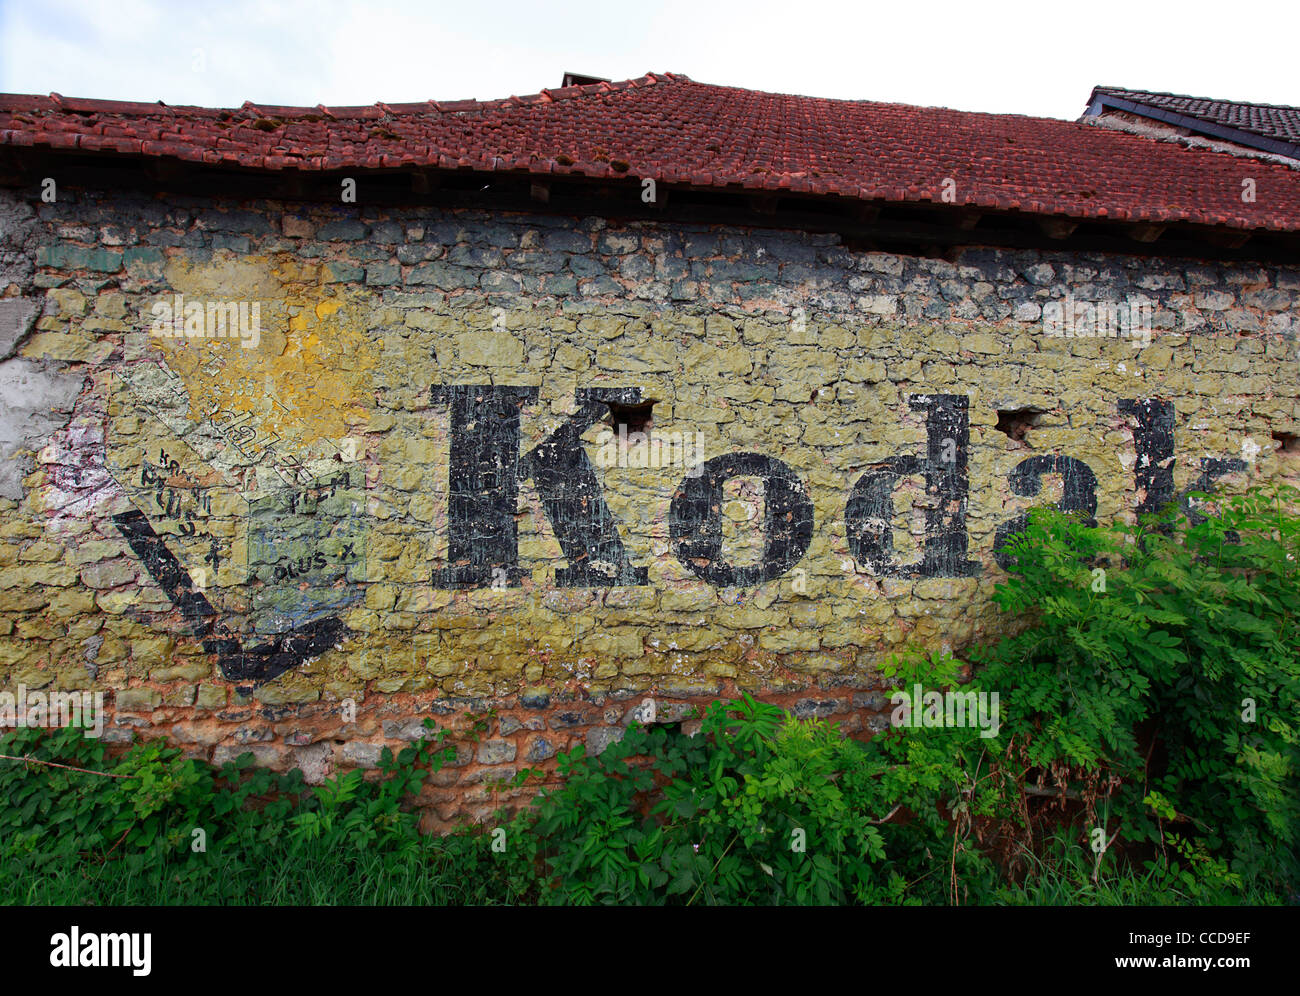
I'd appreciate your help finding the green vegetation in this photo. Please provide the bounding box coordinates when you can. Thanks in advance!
[1,486,1296,905]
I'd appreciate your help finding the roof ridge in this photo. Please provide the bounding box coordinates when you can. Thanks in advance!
[0,72,689,121]
[1,75,1091,126]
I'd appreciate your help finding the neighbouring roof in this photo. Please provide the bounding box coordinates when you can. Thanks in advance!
[1085,85,1300,161]
[3,73,1300,233]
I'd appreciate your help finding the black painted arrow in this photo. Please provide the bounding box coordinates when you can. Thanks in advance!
[113,508,346,685]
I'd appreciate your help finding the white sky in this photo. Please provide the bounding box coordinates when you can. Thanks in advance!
[1,0,1296,120]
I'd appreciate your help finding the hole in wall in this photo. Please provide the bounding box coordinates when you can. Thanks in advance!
[1273,431,1299,459]
[605,400,656,436]
[995,408,1044,443]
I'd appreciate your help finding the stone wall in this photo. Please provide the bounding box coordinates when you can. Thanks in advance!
[1,185,1298,824]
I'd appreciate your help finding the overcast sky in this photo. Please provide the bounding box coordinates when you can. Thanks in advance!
[1,0,1296,120]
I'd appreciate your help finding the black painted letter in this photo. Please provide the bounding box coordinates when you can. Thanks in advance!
[669,452,813,587]
[429,384,647,588]
[429,384,537,588]
[1119,398,1176,521]
[845,394,979,577]
[993,455,1099,570]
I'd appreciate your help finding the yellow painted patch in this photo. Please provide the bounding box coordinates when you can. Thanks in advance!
[155,254,380,452]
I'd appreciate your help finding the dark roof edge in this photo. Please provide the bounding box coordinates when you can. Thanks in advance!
[1091,85,1300,115]
[1085,91,1300,160]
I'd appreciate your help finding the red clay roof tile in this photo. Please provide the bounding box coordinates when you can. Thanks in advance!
[1,73,1298,231]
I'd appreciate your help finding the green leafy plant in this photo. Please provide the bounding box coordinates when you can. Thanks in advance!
[519,691,995,905]
[979,484,1300,897]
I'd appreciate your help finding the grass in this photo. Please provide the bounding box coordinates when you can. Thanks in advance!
[2,834,534,906]
[989,834,1290,906]
[6,833,1286,906]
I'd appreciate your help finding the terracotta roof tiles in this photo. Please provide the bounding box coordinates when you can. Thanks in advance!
[2,72,1298,231]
